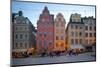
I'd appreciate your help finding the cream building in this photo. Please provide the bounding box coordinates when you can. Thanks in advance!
[54,13,66,51]
[66,13,85,50]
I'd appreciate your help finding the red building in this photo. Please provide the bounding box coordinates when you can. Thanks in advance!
[36,6,54,54]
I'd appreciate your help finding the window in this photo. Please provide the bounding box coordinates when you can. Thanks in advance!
[90,26,92,31]
[90,33,92,37]
[44,33,46,37]
[15,34,18,39]
[61,43,64,47]
[71,31,74,36]
[49,42,52,45]
[20,34,23,39]
[85,39,88,44]
[25,42,27,48]
[25,34,27,39]
[90,39,92,43]
[75,39,78,44]
[85,33,88,37]
[80,26,82,29]
[85,26,88,30]
[25,27,27,30]
[20,42,22,48]
[61,36,64,40]
[75,32,78,37]
[56,43,58,47]
[79,39,82,44]
[75,25,78,29]
[71,39,74,44]
[79,32,82,36]
[56,36,59,40]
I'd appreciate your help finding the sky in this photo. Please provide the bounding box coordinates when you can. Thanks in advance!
[12,1,96,28]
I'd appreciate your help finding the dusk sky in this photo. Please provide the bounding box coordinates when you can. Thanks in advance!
[12,1,96,28]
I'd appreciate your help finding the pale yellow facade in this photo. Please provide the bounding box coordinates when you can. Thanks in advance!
[54,13,66,51]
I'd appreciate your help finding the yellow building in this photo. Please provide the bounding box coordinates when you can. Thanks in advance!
[54,13,66,51]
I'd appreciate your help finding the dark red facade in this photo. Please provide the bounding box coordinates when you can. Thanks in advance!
[36,6,54,53]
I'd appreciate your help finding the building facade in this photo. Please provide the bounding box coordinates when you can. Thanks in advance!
[82,16,96,51]
[54,13,66,51]
[36,6,54,54]
[12,11,36,54]
[66,13,85,50]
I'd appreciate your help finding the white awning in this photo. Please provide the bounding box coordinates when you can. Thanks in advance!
[70,45,84,49]
[12,49,27,52]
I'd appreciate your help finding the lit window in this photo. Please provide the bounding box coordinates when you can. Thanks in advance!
[61,43,64,47]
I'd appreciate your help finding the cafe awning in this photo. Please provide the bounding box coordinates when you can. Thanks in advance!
[70,45,85,49]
